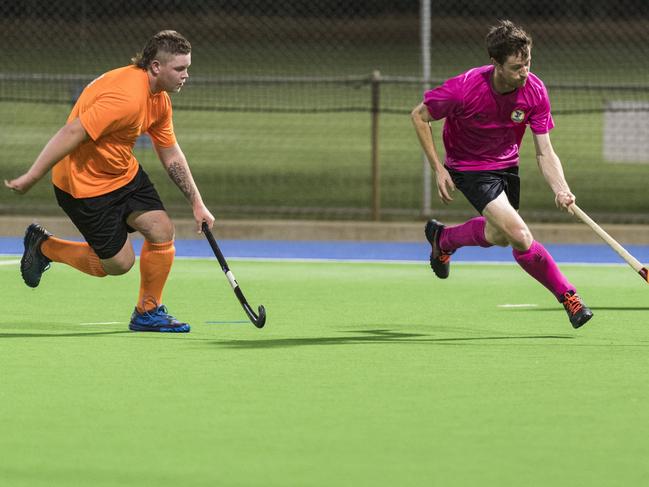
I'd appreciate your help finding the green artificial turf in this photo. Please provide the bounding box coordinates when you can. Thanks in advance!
[1,256,649,486]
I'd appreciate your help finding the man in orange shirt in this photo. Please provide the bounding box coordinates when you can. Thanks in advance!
[5,30,214,333]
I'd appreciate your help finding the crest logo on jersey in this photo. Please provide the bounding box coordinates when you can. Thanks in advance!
[511,109,525,123]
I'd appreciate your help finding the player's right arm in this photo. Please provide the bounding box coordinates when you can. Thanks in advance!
[410,102,455,204]
[4,117,88,194]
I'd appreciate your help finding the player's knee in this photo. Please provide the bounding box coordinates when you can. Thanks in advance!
[151,219,175,243]
[161,222,175,242]
[485,225,509,247]
[102,256,135,275]
[110,264,133,275]
[508,227,533,250]
[491,232,509,247]
[105,265,132,276]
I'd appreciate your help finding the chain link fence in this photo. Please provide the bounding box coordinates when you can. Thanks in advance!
[2,0,649,222]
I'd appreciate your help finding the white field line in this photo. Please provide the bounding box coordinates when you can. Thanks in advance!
[79,322,123,326]
[497,303,539,308]
[0,259,20,266]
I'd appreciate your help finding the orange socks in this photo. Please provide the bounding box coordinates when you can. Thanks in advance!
[40,237,175,313]
[41,237,107,277]
[137,240,175,313]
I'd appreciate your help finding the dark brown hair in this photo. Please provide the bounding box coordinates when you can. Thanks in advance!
[132,30,191,69]
[486,20,532,65]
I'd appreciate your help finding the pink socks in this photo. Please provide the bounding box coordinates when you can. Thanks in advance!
[512,241,574,301]
[439,217,492,252]
[438,217,574,301]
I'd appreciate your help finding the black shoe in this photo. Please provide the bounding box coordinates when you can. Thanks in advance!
[21,223,52,288]
[424,219,453,279]
[561,290,593,329]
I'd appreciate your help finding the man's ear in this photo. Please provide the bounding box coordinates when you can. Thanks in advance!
[150,60,161,75]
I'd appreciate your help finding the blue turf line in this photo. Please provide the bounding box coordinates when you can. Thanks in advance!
[1,236,649,264]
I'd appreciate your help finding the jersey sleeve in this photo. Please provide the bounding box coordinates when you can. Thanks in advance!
[78,89,140,141]
[423,75,463,120]
[528,82,555,134]
[147,94,177,148]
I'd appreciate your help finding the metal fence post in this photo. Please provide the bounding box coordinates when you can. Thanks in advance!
[420,0,432,218]
[371,69,381,221]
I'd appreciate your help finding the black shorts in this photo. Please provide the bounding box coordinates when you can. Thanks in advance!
[446,165,520,214]
[54,166,165,259]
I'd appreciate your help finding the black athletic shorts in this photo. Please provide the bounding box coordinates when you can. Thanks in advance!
[446,165,520,214]
[54,166,165,259]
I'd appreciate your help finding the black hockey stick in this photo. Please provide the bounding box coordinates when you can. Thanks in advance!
[202,222,266,328]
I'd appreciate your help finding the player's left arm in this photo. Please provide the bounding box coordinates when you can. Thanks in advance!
[532,132,575,211]
[155,143,215,232]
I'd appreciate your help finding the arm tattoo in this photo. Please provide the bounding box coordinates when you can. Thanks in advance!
[167,160,197,203]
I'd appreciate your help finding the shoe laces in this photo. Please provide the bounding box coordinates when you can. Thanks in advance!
[155,305,169,316]
[141,305,166,317]
[563,292,583,315]
[139,295,160,315]
[144,304,178,322]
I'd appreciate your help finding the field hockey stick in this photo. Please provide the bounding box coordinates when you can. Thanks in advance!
[569,204,649,283]
[202,222,267,328]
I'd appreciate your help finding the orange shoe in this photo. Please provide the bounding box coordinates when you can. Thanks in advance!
[561,291,593,329]
[424,219,453,279]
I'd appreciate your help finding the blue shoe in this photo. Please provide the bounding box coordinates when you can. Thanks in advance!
[21,223,52,288]
[129,305,191,333]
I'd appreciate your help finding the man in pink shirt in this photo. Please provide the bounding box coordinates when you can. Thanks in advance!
[411,20,593,329]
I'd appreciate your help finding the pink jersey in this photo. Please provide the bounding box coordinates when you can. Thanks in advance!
[424,64,554,171]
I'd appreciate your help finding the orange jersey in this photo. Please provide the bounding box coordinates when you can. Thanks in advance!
[52,66,177,198]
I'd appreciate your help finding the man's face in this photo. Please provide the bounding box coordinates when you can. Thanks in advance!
[153,53,191,93]
[495,48,531,90]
